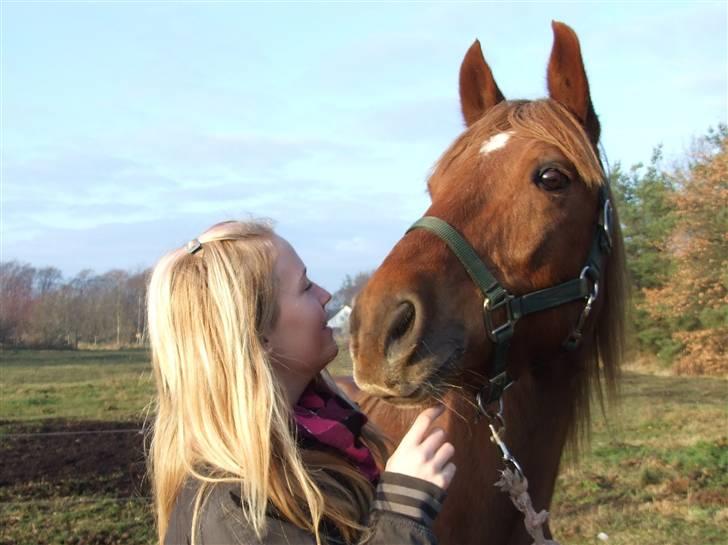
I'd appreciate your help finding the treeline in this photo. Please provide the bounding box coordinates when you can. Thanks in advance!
[329,271,372,311]
[611,125,726,375]
[0,264,149,348]
[1,127,725,373]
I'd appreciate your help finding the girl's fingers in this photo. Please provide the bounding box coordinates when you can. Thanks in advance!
[401,405,445,446]
[384,404,456,491]
[439,462,457,488]
[419,427,446,458]
[432,441,455,470]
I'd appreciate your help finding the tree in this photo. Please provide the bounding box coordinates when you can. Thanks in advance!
[27,267,66,347]
[643,125,727,374]
[0,261,36,344]
[611,147,678,358]
[330,271,372,312]
[127,269,151,345]
[34,267,63,296]
[1,260,152,348]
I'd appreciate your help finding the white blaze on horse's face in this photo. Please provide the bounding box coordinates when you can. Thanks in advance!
[479,131,513,156]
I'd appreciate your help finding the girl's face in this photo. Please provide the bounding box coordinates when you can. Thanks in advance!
[265,236,338,396]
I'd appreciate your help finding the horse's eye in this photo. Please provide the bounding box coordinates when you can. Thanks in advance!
[536,167,571,191]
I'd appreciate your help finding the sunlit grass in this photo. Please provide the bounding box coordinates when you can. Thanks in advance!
[550,371,728,544]
[0,349,154,424]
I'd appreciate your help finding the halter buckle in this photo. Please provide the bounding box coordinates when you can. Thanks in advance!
[483,294,516,342]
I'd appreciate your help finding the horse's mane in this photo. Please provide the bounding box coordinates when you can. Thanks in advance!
[581,191,626,448]
[431,99,628,450]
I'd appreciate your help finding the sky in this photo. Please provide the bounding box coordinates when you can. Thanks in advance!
[2,0,726,292]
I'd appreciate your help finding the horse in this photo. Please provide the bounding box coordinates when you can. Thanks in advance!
[337,22,627,545]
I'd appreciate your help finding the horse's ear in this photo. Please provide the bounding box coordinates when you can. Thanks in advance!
[547,21,600,145]
[459,40,505,127]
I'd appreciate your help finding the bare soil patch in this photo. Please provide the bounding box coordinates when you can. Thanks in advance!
[0,419,148,502]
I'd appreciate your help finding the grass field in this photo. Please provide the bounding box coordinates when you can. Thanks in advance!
[1,348,726,544]
[0,349,154,424]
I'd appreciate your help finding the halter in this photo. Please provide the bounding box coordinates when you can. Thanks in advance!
[406,185,613,408]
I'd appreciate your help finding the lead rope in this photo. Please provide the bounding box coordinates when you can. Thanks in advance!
[478,396,562,545]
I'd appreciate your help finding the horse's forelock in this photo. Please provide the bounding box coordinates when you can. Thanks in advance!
[432,100,605,190]
[507,100,605,188]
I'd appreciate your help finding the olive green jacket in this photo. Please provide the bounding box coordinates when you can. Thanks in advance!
[164,472,446,545]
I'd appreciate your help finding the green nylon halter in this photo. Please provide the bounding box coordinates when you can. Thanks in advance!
[407,185,613,406]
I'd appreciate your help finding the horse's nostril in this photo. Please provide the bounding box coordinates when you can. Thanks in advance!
[385,301,416,355]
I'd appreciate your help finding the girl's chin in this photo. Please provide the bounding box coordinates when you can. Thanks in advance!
[323,337,339,362]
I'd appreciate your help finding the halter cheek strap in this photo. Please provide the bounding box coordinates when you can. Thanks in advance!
[406,185,613,407]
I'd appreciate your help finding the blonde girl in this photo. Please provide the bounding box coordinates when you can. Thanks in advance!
[147,220,456,545]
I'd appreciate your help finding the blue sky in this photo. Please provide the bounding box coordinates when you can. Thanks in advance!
[2,1,726,291]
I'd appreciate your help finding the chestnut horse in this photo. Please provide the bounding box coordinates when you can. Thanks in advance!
[339,22,627,545]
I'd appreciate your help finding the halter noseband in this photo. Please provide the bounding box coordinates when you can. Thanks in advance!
[406,185,613,407]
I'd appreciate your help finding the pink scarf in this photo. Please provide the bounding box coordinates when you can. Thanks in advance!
[293,380,380,484]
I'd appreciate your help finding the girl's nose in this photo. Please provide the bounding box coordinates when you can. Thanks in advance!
[319,285,332,306]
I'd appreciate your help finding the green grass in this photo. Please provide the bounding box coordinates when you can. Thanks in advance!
[0,345,353,425]
[1,348,726,545]
[0,498,156,545]
[1,348,149,368]
[0,348,154,424]
[550,372,728,544]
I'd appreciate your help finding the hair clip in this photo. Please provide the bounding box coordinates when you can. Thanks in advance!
[185,238,203,255]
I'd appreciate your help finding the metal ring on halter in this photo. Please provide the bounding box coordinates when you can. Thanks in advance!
[476,392,506,431]
[579,265,599,297]
[565,267,600,348]
[578,266,599,318]
[580,267,599,307]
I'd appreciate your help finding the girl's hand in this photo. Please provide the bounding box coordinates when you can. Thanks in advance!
[384,405,456,490]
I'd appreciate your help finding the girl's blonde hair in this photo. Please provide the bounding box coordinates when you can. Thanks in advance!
[147,220,387,545]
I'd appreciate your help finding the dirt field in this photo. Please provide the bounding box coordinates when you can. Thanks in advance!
[0,419,147,502]
[0,419,152,545]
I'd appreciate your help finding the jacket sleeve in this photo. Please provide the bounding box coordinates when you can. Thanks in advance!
[359,471,446,545]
